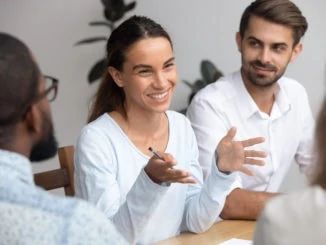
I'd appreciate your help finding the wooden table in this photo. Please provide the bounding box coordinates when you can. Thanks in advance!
[154,220,256,245]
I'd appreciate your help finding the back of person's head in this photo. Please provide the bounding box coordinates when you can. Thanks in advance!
[88,15,172,122]
[239,0,308,46]
[313,98,326,188]
[0,33,40,143]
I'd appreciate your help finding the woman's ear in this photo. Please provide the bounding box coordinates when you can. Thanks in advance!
[108,66,124,87]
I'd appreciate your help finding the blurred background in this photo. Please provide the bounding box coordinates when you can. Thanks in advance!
[1,0,325,194]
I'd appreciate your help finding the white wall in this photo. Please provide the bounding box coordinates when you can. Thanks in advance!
[1,0,325,194]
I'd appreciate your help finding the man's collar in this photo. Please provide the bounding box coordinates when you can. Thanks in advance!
[233,70,291,120]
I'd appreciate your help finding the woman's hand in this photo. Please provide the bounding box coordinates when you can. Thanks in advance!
[216,127,267,176]
[144,152,197,185]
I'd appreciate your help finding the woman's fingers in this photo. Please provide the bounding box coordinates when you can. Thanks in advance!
[244,149,266,167]
[163,169,196,183]
[145,155,196,184]
[244,150,267,158]
[241,137,265,148]
[245,158,265,166]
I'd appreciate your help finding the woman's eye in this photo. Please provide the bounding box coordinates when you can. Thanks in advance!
[138,70,152,76]
[164,63,174,70]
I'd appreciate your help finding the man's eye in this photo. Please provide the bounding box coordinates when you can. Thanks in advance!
[273,45,286,52]
[249,41,260,47]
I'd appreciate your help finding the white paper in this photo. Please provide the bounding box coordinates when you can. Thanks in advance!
[218,238,252,245]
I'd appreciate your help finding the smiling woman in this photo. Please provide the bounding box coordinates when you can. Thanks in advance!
[73,15,267,245]
[108,37,177,115]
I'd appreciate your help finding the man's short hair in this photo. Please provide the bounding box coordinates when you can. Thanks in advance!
[0,33,40,127]
[239,0,308,46]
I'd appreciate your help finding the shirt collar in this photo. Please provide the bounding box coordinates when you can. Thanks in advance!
[233,70,291,120]
[0,149,34,186]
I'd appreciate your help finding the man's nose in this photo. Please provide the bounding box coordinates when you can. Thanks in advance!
[257,48,272,64]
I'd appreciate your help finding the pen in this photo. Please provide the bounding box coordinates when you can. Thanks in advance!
[148,147,171,187]
[148,147,164,160]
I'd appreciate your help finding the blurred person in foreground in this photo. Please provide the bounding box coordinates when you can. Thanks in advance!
[0,32,126,245]
[254,97,326,245]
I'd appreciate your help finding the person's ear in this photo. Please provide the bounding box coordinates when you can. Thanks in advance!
[24,104,42,135]
[108,66,124,87]
[235,32,242,53]
[290,43,303,62]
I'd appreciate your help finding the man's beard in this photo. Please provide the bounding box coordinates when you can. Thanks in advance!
[30,110,58,162]
[244,60,284,87]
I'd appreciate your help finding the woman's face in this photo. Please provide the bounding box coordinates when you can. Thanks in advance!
[110,37,178,115]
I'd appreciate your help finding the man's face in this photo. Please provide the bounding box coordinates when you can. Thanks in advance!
[236,15,302,88]
[30,76,57,162]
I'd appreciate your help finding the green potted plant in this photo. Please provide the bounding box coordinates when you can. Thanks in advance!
[179,60,223,114]
[75,0,137,83]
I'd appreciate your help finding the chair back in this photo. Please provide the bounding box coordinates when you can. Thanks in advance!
[34,145,75,196]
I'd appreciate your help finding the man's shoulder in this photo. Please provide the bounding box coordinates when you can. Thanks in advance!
[192,72,238,105]
[63,198,127,244]
[2,185,89,220]
[0,189,126,244]
[278,76,307,94]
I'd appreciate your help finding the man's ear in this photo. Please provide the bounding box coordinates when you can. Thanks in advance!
[235,32,242,53]
[108,66,124,87]
[290,43,303,62]
[24,104,42,134]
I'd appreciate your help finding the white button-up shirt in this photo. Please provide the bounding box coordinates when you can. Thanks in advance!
[187,70,315,192]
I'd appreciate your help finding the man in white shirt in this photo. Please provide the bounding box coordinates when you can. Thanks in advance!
[0,32,127,244]
[187,0,314,220]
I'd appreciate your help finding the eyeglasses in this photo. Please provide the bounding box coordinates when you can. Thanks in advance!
[21,75,59,118]
[34,75,59,103]
[0,75,59,125]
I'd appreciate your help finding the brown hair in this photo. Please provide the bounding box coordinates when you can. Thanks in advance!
[88,15,172,122]
[312,98,326,188]
[239,0,308,46]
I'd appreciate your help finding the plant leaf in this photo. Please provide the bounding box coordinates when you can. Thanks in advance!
[88,58,107,83]
[75,37,107,46]
[193,79,206,92]
[182,80,194,88]
[183,79,206,92]
[124,2,136,12]
[178,108,187,115]
[201,60,222,84]
[89,21,113,30]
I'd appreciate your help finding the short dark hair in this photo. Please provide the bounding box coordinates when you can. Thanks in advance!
[239,0,308,46]
[88,15,173,122]
[0,33,40,138]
